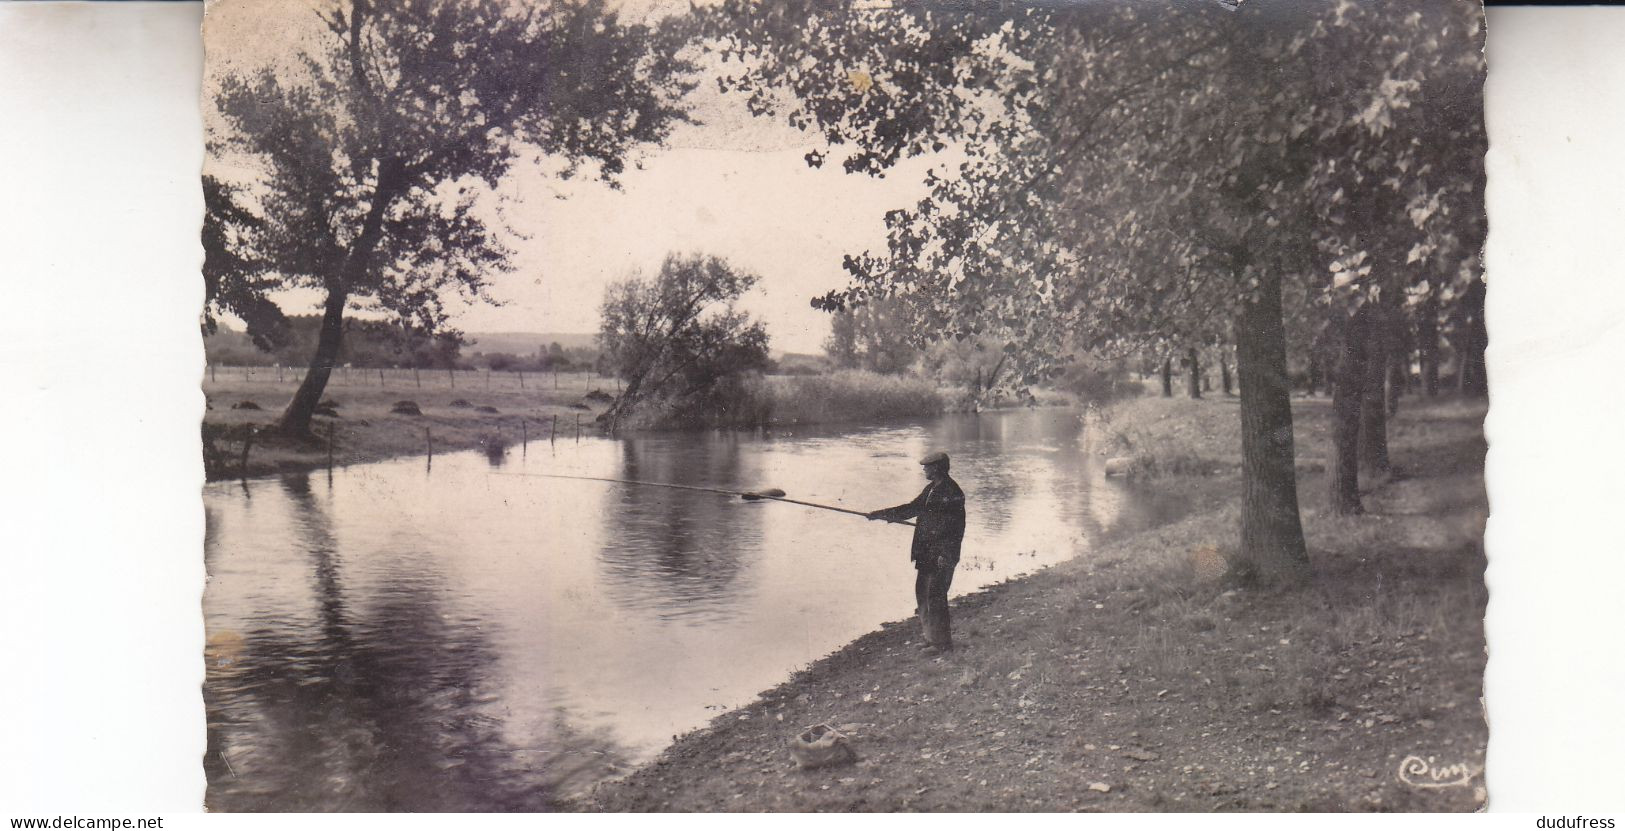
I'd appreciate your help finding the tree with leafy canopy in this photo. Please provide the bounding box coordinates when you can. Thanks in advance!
[598,254,771,430]
[1309,1,1487,513]
[698,0,1483,584]
[203,177,289,352]
[824,296,921,375]
[204,0,695,435]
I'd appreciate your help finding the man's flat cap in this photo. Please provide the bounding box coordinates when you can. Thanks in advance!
[919,451,949,466]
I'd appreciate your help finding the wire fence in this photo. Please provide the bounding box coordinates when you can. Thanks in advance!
[202,364,620,394]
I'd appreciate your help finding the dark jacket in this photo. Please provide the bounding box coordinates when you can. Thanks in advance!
[874,476,966,567]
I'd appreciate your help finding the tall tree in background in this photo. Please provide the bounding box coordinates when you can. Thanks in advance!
[701,0,1483,584]
[205,0,694,435]
[824,297,920,374]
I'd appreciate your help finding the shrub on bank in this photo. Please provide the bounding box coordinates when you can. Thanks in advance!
[1089,397,1236,480]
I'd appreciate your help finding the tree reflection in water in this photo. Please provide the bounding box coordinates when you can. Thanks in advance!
[204,473,627,811]
[590,435,763,623]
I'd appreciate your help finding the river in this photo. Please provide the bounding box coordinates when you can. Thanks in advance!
[202,406,1177,811]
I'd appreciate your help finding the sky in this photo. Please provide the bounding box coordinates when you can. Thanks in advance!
[472,126,940,355]
[203,0,946,355]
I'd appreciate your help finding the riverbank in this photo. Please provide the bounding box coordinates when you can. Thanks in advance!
[576,393,1488,811]
[200,369,1070,480]
[201,369,617,480]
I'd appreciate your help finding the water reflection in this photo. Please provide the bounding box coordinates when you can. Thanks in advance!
[203,408,1179,811]
[593,436,760,622]
[204,474,626,811]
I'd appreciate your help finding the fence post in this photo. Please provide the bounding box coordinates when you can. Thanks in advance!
[379,368,385,387]
[575,413,581,442]
[521,419,528,454]
[449,367,455,388]
[551,414,558,446]
[413,366,421,388]
[554,369,558,390]
[326,424,335,470]
[210,364,216,383]
[426,426,433,460]
[518,370,525,390]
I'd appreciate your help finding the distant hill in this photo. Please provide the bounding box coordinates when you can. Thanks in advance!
[461,333,823,362]
[463,332,598,355]
[209,324,826,366]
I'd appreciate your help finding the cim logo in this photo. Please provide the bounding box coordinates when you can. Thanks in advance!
[1397,755,1479,789]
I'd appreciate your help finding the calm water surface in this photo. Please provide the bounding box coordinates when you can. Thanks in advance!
[203,407,1177,811]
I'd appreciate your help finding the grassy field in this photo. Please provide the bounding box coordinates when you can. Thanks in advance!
[576,393,1488,812]
[202,367,617,479]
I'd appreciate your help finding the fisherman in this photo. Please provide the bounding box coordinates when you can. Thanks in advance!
[867,451,966,654]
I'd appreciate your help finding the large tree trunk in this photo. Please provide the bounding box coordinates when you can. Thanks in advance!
[1386,347,1405,417]
[1460,277,1488,397]
[1220,350,1233,396]
[603,368,649,432]
[1329,304,1370,515]
[1420,286,1440,397]
[1160,356,1173,397]
[1186,347,1202,399]
[1231,268,1309,585]
[1359,306,1391,477]
[278,286,349,435]
[276,164,401,435]
[1462,336,1475,395]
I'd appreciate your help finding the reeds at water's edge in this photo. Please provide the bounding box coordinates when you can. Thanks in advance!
[761,371,944,426]
[633,369,945,430]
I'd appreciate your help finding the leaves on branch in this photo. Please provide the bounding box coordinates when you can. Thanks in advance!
[699,0,1484,380]
[204,0,696,342]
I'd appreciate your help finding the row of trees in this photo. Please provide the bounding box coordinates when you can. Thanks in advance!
[698,0,1486,584]
[830,281,1486,409]
[203,316,464,369]
[1144,270,1488,405]
[204,315,604,372]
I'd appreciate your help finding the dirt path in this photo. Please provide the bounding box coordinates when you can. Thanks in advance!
[575,396,1488,812]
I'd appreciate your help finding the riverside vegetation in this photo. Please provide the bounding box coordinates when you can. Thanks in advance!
[201,367,959,480]
[576,392,1488,812]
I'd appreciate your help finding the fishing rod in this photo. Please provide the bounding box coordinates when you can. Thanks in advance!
[492,472,915,526]
[744,490,910,525]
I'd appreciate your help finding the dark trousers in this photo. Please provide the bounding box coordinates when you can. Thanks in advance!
[914,562,956,647]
